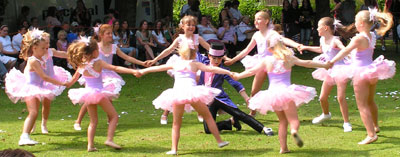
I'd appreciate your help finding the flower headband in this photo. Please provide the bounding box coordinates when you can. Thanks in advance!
[93,25,100,35]
[333,19,342,31]
[368,7,378,22]
[78,36,91,46]
[31,28,44,40]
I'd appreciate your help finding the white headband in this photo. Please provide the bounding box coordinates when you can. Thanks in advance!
[369,7,378,22]
[78,36,91,46]
[31,28,44,40]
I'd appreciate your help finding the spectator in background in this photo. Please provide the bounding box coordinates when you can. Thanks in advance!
[46,6,61,41]
[331,0,342,19]
[282,0,291,37]
[12,25,27,52]
[0,62,6,83]
[299,0,314,46]
[57,30,68,51]
[119,20,138,68]
[56,6,65,23]
[184,0,202,22]
[0,25,17,71]
[163,19,174,43]
[197,15,220,43]
[136,20,156,60]
[236,15,256,53]
[338,0,356,26]
[180,0,194,18]
[112,20,121,45]
[287,0,301,42]
[219,1,233,26]
[17,6,30,27]
[230,0,242,21]
[67,22,79,43]
[106,9,117,25]
[218,19,237,58]
[28,17,39,30]
[152,20,170,53]
[21,20,30,29]
[70,0,91,27]
[360,0,386,51]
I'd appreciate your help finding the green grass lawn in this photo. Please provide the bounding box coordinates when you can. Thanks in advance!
[1,42,400,156]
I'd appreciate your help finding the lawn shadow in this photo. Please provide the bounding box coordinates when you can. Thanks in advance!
[378,135,400,145]
[298,147,380,156]
[183,148,271,156]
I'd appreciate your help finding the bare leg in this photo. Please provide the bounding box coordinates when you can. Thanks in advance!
[275,110,289,154]
[353,77,376,138]
[249,71,267,116]
[41,98,51,133]
[284,103,300,134]
[191,102,224,143]
[319,80,334,115]
[86,104,98,151]
[23,98,40,134]
[98,99,120,149]
[336,79,350,123]
[75,104,88,125]
[368,80,379,130]
[144,45,155,59]
[171,104,185,152]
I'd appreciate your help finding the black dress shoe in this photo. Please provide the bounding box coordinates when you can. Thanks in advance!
[233,117,241,131]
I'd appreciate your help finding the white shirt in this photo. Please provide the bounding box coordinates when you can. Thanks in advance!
[12,33,23,51]
[229,8,242,20]
[236,22,253,41]
[152,30,166,44]
[0,36,14,52]
[197,24,218,41]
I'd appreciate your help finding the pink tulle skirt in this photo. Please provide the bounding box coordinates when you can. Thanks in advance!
[241,54,264,70]
[43,66,72,96]
[5,68,56,103]
[78,70,125,89]
[68,81,121,105]
[312,55,353,85]
[249,84,317,114]
[153,86,221,112]
[352,55,396,81]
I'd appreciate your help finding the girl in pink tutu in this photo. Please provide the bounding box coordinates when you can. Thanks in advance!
[224,10,301,116]
[145,16,210,124]
[66,37,138,151]
[136,44,230,155]
[299,17,353,132]
[73,24,146,131]
[29,31,72,134]
[328,8,395,144]
[5,29,67,146]
[233,31,329,154]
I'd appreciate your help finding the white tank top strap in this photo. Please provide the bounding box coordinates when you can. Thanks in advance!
[356,32,376,49]
[82,58,101,78]
[29,56,46,68]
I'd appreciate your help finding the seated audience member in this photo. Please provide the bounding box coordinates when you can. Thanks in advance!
[152,20,170,53]
[197,15,220,43]
[136,20,157,60]
[120,20,138,68]
[236,16,256,53]
[0,25,17,71]
[218,19,237,58]
[12,26,27,52]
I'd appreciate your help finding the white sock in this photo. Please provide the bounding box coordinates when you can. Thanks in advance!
[20,133,29,139]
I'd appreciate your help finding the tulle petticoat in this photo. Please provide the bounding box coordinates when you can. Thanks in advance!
[153,86,221,112]
[352,55,396,81]
[43,66,72,96]
[249,84,317,114]
[5,68,56,103]
[78,70,125,88]
[241,54,264,70]
[312,54,353,85]
[68,81,121,105]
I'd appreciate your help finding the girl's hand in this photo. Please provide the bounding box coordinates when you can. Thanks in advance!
[224,59,235,66]
[134,70,144,78]
[326,61,334,69]
[232,72,240,81]
[144,60,156,66]
[65,81,74,88]
[297,44,304,54]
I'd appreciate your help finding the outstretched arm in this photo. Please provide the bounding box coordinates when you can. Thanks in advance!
[51,48,68,58]
[292,56,328,69]
[233,60,266,80]
[198,36,210,51]
[65,69,81,88]
[147,38,179,66]
[330,36,360,63]
[116,47,147,67]
[99,60,138,75]
[225,37,256,66]
[195,62,232,76]
[299,45,322,54]
[30,59,65,86]
[139,64,173,76]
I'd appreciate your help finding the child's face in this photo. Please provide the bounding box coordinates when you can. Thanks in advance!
[355,14,364,32]
[254,13,268,30]
[44,36,50,49]
[317,21,328,36]
[101,29,113,42]
[182,21,196,34]
[208,55,223,66]
[33,41,48,56]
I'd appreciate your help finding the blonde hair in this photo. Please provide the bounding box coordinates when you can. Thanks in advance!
[255,10,271,22]
[67,39,99,69]
[97,24,112,42]
[57,30,67,39]
[19,30,49,60]
[178,44,196,60]
[267,32,293,62]
[179,15,197,29]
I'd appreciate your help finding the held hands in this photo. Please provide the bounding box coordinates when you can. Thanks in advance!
[224,58,235,66]
[133,69,144,78]
[231,72,240,81]
[144,60,156,67]
[64,81,74,88]
[296,44,304,54]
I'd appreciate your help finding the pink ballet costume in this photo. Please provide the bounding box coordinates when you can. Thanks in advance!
[68,58,120,105]
[153,59,221,112]
[249,56,317,114]
[5,56,57,103]
[42,49,72,96]
[78,44,125,89]
[312,36,352,85]
[241,29,274,69]
[349,32,395,81]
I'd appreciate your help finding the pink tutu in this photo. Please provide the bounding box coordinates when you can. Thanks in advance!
[249,84,317,114]
[153,86,221,112]
[312,54,353,85]
[353,55,396,81]
[78,70,125,88]
[241,54,264,70]
[5,68,56,103]
[166,54,180,77]
[68,81,121,105]
[43,66,72,96]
